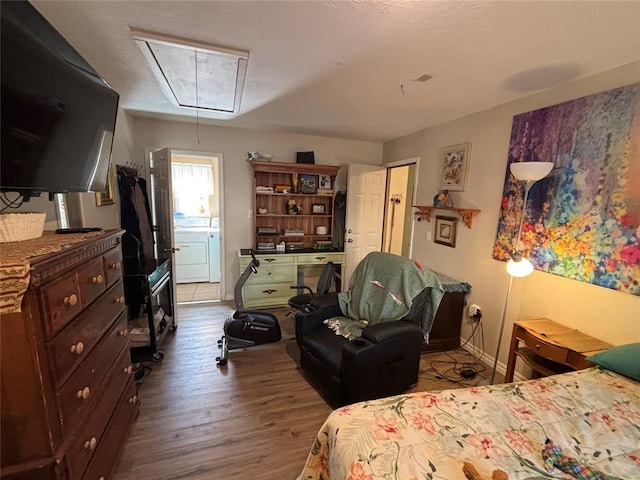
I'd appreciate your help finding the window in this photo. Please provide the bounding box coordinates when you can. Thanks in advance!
[171,162,214,216]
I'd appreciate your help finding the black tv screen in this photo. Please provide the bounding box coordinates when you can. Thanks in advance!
[1,1,119,196]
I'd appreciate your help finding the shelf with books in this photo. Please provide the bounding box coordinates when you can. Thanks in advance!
[251,161,341,250]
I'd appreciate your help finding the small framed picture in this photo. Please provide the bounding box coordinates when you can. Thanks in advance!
[434,215,457,248]
[95,163,115,206]
[438,142,471,191]
[311,203,325,214]
[318,174,332,190]
[299,174,317,194]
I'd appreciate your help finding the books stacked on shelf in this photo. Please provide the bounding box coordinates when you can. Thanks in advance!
[257,242,276,251]
[283,228,304,236]
[313,240,332,251]
[257,226,278,236]
[316,189,334,196]
[256,185,274,194]
[274,184,292,193]
[285,241,304,252]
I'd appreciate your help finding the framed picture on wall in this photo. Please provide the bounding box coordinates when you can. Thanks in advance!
[438,142,471,191]
[434,215,457,248]
[95,164,115,206]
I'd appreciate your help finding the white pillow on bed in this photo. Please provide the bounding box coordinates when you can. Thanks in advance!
[587,342,640,381]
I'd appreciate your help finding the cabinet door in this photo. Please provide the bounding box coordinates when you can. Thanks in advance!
[174,240,209,283]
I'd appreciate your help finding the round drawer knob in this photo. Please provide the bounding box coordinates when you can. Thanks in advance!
[110,262,121,270]
[535,344,541,349]
[71,342,84,354]
[124,365,133,375]
[64,294,78,306]
[115,295,125,304]
[77,386,91,400]
[84,437,97,450]
[119,328,129,337]
[129,395,138,404]
[92,274,104,284]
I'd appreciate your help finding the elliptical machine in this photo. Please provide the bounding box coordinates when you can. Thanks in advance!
[216,249,282,365]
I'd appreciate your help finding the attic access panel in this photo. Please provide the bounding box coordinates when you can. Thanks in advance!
[132,28,248,114]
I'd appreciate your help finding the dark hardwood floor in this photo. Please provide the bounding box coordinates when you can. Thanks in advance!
[113,302,498,480]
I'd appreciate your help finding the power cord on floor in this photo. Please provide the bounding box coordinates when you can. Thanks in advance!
[420,309,488,387]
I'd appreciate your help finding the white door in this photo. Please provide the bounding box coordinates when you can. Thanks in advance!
[343,164,387,285]
[149,148,178,322]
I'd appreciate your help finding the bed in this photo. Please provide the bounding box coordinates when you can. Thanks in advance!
[297,367,640,479]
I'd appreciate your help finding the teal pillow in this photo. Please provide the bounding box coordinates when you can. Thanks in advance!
[587,343,640,381]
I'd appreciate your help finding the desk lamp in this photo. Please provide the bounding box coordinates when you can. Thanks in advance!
[491,161,553,384]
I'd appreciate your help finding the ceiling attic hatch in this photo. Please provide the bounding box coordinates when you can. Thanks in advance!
[131,28,249,114]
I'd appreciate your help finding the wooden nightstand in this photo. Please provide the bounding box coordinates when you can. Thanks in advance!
[504,318,612,383]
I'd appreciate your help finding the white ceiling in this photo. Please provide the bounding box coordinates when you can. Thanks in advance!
[32,1,640,143]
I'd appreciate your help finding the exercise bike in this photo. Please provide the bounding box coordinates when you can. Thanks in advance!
[216,249,282,365]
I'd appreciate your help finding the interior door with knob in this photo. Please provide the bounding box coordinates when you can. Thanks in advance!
[149,147,178,324]
[343,163,387,285]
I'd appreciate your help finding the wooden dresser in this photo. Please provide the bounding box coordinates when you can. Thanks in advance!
[0,230,139,480]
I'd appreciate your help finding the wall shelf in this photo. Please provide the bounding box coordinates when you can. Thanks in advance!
[414,205,481,228]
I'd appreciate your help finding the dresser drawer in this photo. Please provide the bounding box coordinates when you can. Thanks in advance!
[244,264,293,284]
[244,282,291,306]
[77,257,107,308]
[40,270,83,339]
[48,281,126,388]
[66,349,134,480]
[240,255,294,268]
[103,248,123,288]
[295,253,345,265]
[520,329,569,364]
[81,379,138,480]
[57,314,130,436]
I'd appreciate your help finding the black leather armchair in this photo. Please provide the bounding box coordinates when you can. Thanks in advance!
[294,289,431,408]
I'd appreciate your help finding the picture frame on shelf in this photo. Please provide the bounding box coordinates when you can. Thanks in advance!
[311,203,325,214]
[299,174,317,194]
[438,142,471,191]
[318,174,332,190]
[434,215,457,248]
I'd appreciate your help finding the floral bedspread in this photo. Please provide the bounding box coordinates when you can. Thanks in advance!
[297,368,640,480]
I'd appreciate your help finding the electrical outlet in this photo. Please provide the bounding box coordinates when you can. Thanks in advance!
[468,304,481,318]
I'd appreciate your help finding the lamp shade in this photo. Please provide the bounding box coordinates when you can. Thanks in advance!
[510,161,553,182]
[506,254,534,277]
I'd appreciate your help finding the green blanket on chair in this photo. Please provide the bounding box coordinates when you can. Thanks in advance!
[325,252,444,339]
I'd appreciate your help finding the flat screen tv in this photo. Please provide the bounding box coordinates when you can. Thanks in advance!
[1,1,119,199]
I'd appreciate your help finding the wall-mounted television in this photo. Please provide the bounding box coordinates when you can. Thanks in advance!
[1,1,119,199]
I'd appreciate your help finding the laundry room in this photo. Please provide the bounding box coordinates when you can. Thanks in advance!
[171,153,222,303]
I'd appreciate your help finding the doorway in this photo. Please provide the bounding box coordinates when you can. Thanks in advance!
[341,158,418,284]
[382,163,416,257]
[170,152,223,304]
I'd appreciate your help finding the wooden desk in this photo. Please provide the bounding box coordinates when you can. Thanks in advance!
[504,318,611,383]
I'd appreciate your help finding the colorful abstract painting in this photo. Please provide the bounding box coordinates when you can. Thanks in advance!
[493,84,640,296]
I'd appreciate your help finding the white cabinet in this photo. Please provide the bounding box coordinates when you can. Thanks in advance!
[174,231,210,283]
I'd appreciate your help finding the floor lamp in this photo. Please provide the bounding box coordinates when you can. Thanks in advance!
[490,161,553,384]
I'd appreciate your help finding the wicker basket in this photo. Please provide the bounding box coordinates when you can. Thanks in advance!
[0,212,46,243]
